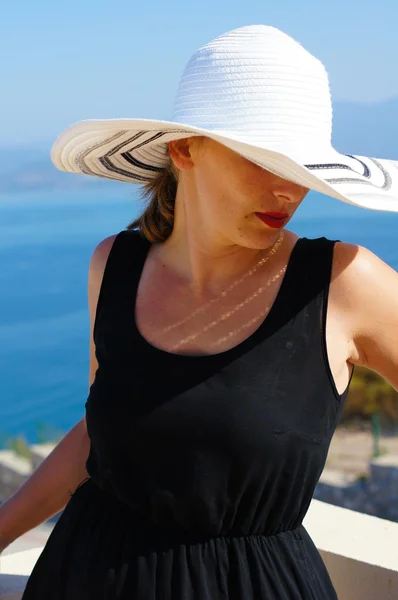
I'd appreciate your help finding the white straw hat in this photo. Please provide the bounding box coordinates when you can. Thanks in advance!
[51,25,398,212]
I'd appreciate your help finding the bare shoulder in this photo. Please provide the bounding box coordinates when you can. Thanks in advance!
[89,234,119,279]
[329,240,398,390]
[330,240,397,302]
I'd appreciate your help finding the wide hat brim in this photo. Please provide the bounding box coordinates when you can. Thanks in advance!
[51,118,398,212]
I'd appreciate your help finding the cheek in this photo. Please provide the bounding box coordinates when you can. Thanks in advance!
[198,176,236,218]
[217,189,247,221]
[197,164,253,222]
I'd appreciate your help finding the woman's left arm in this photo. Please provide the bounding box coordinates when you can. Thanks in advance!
[332,242,398,392]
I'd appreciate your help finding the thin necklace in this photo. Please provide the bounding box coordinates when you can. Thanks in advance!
[169,264,286,352]
[159,231,285,337]
[210,305,270,349]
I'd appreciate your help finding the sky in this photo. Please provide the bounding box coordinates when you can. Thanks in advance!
[1,0,398,146]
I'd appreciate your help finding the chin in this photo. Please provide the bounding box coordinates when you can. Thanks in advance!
[233,228,284,250]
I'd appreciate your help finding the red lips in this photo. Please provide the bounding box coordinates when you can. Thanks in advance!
[260,212,288,218]
[255,212,288,229]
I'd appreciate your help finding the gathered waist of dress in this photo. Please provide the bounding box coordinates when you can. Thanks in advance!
[69,477,306,553]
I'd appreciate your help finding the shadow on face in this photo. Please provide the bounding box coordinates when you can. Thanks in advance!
[169,137,309,248]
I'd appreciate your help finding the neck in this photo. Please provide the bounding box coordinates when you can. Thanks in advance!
[152,178,284,300]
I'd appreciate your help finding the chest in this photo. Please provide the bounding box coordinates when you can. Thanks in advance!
[134,257,288,356]
[134,256,353,399]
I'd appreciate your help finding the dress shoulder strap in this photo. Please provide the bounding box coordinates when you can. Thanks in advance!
[93,228,149,344]
[279,236,340,320]
[300,235,339,291]
[269,235,349,404]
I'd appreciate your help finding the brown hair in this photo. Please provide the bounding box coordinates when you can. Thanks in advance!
[126,157,179,243]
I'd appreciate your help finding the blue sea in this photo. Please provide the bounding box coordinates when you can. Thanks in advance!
[1,189,398,446]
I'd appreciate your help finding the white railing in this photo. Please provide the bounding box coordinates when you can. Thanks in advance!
[1,500,398,600]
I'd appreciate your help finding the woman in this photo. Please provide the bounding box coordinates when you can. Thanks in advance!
[13,24,398,599]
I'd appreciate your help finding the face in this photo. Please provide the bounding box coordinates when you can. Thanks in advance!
[169,137,309,249]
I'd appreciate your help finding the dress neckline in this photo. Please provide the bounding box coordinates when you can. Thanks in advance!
[131,233,305,361]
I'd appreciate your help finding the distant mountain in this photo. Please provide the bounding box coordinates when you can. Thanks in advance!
[0,152,128,194]
[0,98,397,194]
[332,98,398,158]
[0,146,48,177]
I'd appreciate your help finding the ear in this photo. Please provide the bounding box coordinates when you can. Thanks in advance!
[168,138,196,171]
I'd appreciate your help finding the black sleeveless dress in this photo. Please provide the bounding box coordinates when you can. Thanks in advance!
[22,229,353,599]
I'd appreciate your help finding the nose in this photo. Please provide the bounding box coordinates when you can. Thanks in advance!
[272,178,308,204]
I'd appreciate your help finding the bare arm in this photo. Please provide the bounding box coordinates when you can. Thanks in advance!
[0,418,90,551]
[0,234,117,551]
[332,242,398,391]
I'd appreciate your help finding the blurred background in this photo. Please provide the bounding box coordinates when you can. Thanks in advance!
[0,0,398,531]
